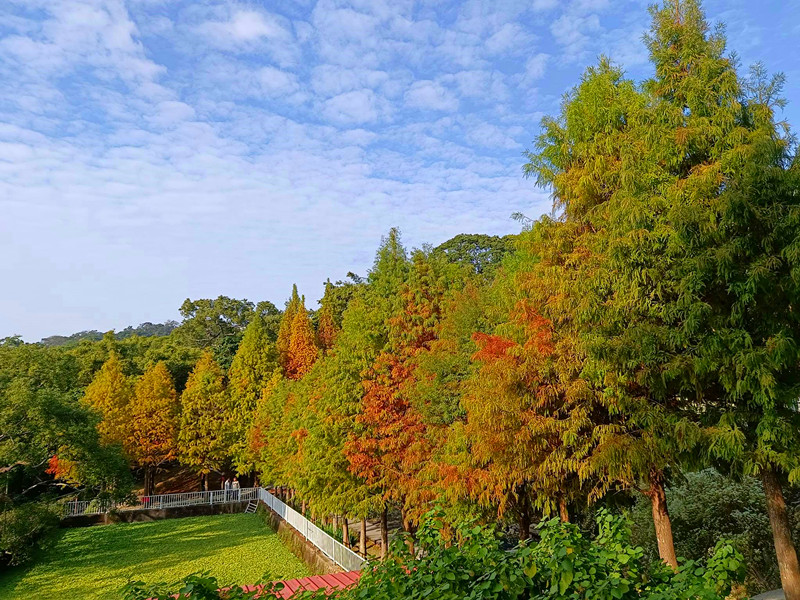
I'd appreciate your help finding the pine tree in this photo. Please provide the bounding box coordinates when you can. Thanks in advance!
[228,316,279,473]
[128,362,179,495]
[178,352,229,490]
[82,351,132,448]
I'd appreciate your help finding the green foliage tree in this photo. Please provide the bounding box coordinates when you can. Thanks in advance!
[178,352,230,490]
[228,316,279,475]
[434,233,516,276]
[175,297,273,370]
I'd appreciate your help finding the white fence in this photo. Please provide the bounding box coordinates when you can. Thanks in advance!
[61,488,259,518]
[259,488,366,572]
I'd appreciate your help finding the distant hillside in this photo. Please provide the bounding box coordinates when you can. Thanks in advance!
[39,321,178,347]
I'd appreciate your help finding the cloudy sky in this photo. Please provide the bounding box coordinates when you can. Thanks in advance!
[1,0,798,341]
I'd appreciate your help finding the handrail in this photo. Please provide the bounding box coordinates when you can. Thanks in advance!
[61,487,259,517]
[258,488,366,572]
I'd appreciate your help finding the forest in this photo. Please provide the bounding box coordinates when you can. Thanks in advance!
[3,1,800,598]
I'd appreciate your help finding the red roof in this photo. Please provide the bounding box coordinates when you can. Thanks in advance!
[149,571,360,600]
[242,571,361,598]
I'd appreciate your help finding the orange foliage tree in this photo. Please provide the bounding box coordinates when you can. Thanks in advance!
[128,362,179,495]
[286,303,318,380]
[345,252,448,535]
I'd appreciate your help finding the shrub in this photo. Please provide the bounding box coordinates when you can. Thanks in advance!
[121,572,285,600]
[330,509,744,600]
[0,502,60,567]
[630,469,797,594]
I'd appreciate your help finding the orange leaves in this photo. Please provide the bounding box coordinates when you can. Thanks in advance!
[127,362,179,468]
[46,454,78,483]
[277,286,318,381]
[286,309,318,380]
[472,333,516,363]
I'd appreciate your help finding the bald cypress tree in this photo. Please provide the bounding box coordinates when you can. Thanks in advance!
[128,362,179,495]
[277,285,301,373]
[179,351,229,490]
[82,351,132,449]
[524,0,800,576]
[228,316,279,474]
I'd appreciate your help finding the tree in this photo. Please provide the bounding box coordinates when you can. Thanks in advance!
[277,286,302,373]
[523,0,800,581]
[128,362,179,495]
[227,316,279,474]
[346,250,460,538]
[434,233,516,276]
[286,305,318,380]
[523,54,690,567]
[178,352,230,490]
[174,296,265,370]
[316,282,339,352]
[81,352,132,448]
[0,343,130,501]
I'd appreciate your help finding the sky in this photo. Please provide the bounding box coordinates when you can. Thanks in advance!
[1,0,799,342]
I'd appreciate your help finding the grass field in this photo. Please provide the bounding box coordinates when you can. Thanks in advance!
[0,513,311,600]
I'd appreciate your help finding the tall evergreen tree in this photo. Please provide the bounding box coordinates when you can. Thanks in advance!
[277,285,302,373]
[82,351,132,448]
[524,0,800,582]
[286,305,318,380]
[228,316,279,474]
[178,352,229,490]
[128,362,179,495]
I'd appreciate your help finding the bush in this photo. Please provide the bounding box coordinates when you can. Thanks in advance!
[0,502,60,567]
[121,572,287,600]
[330,509,744,600]
[630,469,797,594]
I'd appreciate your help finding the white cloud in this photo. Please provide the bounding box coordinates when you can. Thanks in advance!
[405,80,459,111]
[199,9,287,43]
[484,23,534,55]
[311,65,391,98]
[524,53,550,82]
[322,89,384,124]
[257,66,301,96]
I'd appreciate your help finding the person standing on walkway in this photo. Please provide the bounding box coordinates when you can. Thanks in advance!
[224,477,231,501]
[232,477,240,501]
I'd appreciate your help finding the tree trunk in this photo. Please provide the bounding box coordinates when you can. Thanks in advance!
[646,471,677,570]
[380,508,389,560]
[144,466,155,497]
[762,467,800,600]
[559,496,570,523]
[401,508,416,555]
[342,517,350,548]
[518,500,531,542]
[301,500,307,515]
[359,518,367,556]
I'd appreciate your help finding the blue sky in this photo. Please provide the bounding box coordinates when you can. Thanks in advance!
[1,0,798,341]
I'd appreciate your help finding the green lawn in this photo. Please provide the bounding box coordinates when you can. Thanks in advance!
[0,513,311,600]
